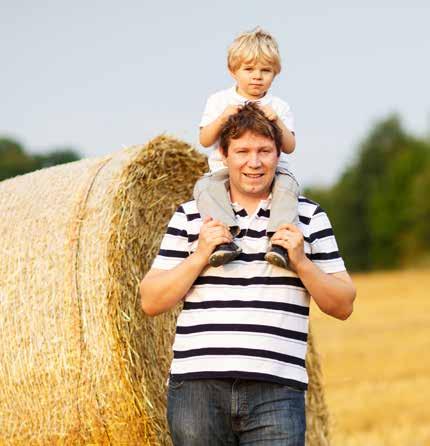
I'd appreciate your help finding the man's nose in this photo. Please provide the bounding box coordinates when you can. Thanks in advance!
[247,154,262,167]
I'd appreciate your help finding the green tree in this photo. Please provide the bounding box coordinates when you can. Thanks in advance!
[306,115,430,271]
[33,149,80,169]
[0,138,39,181]
[0,137,81,182]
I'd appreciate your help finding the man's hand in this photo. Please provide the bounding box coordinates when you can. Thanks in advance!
[259,104,278,122]
[221,105,241,123]
[194,217,233,263]
[271,224,308,272]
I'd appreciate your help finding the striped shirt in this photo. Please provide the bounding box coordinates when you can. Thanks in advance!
[152,196,346,390]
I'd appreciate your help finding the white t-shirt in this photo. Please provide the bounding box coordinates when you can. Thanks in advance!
[200,86,295,172]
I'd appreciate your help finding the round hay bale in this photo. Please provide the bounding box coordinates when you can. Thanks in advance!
[0,135,330,445]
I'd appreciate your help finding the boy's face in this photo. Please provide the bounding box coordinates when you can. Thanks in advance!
[230,60,276,100]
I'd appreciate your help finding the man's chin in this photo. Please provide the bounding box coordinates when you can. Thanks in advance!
[240,184,271,197]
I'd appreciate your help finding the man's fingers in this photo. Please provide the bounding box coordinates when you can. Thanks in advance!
[276,223,300,232]
[204,229,231,240]
[203,218,227,229]
[212,236,232,246]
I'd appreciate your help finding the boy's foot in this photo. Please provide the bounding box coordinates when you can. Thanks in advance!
[265,244,289,269]
[209,242,242,267]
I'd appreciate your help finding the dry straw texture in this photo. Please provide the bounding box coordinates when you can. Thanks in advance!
[0,135,329,445]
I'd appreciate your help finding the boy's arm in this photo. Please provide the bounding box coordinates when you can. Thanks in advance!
[200,105,240,147]
[276,119,296,154]
[140,217,232,316]
[259,105,296,154]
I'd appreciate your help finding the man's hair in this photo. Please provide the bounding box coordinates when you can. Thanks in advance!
[219,102,283,156]
[227,27,281,75]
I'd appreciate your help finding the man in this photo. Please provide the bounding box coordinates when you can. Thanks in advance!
[140,103,356,446]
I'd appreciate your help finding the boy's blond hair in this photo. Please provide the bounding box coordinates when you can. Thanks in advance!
[227,27,281,75]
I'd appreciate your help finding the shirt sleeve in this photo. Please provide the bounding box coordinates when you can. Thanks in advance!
[273,98,295,133]
[308,206,346,274]
[151,206,190,270]
[200,93,224,127]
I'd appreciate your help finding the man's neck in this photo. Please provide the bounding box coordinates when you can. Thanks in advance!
[230,191,269,216]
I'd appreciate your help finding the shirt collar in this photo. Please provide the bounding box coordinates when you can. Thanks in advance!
[230,192,272,216]
[230,85,273,106]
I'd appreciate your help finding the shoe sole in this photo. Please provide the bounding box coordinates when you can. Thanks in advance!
[209,250,241,267]
[265,252,288,269]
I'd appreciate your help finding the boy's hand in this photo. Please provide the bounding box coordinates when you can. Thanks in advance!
[259,105,278,121]
[194,217,232,263]
[271,224,308,272]
[221,105,241,123]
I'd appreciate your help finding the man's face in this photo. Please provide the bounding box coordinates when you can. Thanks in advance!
[221,131,279,201]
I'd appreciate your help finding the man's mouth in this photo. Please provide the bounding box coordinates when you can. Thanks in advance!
[243,173,264,178]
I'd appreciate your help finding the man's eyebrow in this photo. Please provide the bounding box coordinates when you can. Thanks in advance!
[259,145,274,149]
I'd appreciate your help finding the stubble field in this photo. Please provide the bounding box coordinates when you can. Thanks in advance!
[310,268,430,446]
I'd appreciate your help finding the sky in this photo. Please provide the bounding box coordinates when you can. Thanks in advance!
[1,1,429,187]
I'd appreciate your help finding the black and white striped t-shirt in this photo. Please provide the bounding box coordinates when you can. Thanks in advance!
[152,196,346,390]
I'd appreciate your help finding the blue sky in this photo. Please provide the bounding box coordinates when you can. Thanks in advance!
[1,1,429,186]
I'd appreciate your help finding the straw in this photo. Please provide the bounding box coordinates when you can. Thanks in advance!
[0,135,329,445]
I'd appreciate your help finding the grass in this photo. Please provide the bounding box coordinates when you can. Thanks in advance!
[310,268,430,446]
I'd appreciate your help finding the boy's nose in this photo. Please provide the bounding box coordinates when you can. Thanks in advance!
[252,70,262,79]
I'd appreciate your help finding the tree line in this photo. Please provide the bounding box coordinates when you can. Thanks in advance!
[306,115,430,271]
[0,137,81,182]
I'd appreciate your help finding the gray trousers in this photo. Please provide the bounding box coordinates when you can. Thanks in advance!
[193,169,300,235]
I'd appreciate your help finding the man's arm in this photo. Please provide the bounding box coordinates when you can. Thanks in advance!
[295,264,355,320]
[140,254,208,316]
[140,217,232,316]
[271,224,356,320]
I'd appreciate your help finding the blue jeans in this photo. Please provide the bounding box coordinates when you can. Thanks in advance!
[167,377,306,445]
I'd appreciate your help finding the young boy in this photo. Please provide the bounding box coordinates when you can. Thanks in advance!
[194,27,299,269]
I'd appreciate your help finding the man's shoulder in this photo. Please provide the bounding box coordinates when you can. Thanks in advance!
[298,196,324,218]
[175,200,200,219]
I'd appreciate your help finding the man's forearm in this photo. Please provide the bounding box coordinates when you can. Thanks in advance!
[296,258,356,320]
[140,252,208,316]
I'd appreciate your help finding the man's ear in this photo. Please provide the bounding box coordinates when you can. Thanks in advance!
[219,147,228,166]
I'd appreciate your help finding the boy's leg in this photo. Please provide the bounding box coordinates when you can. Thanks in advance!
[265,171,300,269]
[167,377,238,446]
[193,169,241,266]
